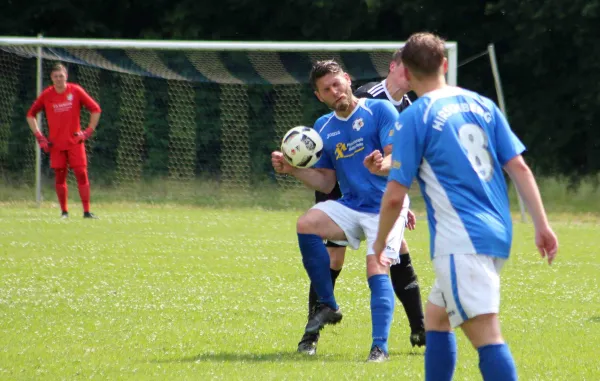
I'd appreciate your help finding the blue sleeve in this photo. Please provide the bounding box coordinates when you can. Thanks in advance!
[493,105,526,166]
[376,101,400,148]
[313,118,334,170]
[388,106,426,188]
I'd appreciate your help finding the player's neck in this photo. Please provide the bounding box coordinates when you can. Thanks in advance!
[335,96,359,119]
[385,79,408,102]
[413,77,447,97]
[53,83,67,93]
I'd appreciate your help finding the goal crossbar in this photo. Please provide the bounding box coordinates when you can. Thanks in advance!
[0,36,457,53]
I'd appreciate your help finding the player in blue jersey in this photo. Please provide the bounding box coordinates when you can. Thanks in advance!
[271,60,410,362]
[298,50,425,356]
[373,33,558,380]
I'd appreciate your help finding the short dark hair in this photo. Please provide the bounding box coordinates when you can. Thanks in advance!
[309,60,343,90]
[51,62,67,73]
[401,33,446,78]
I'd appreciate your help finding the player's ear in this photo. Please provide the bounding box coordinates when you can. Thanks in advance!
[403,65,411,82]
[314,90,324,103]
[442,58,448,74]
[343,72,351,86]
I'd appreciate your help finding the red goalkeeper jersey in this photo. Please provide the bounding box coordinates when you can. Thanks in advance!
[27,83,101,150]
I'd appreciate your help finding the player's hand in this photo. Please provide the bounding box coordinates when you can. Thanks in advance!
[373,239,392,267]
[271,151,295,175]
[363,150,384,174]
[33,131,51,153]
[535,225,558,265]
[406,210,416,230]
[73,127,94,143]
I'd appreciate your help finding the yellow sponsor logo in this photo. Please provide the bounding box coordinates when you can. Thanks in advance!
[335,142,364,160]
[392,160,402,169]
[389,129,394,137]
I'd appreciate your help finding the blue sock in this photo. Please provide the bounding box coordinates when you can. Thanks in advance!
[297,233,338,310]
[368,274,394,354]
[478,343,517,381]
[425,331,457,381]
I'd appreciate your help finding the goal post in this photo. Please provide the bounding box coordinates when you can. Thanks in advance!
[0,36,458,207]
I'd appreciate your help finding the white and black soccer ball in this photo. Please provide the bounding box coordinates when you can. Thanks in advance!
[280,126,324,168]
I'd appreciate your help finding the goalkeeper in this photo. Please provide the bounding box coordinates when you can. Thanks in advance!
[26,62,101,219]
[297,49,426,356]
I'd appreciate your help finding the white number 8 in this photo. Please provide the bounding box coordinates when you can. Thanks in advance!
[458,124,493,181]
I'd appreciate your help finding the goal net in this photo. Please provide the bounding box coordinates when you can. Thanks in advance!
[0,38,457,207]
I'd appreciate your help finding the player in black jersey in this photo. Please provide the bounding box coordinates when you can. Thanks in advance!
[297,48,426,356]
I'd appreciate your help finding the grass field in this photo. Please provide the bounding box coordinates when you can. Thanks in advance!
[0,202,599,380]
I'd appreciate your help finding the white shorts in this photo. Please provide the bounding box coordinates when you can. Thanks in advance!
[311,198,409,264]
[428,254,506,328]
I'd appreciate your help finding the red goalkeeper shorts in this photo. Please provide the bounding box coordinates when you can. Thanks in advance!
[50,143,87,169]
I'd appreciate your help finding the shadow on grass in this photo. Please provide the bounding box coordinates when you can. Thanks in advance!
[389,350,425,357]
[151,351,349,363]
[589,316,600,323]
[151,348,424,364]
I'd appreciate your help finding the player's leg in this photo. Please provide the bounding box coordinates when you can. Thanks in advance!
[306,243,345,323]
[68,144,96,219]
[298,243,345,355]
[364,255,395,362]
[455,257,517,381]
[389,237,426,347]
[363,213,407,362]
[389,197,425,343]
[297,202,355,333]
[424,279,457,381]
[50,150,69,218]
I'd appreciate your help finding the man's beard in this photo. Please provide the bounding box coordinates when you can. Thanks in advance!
[333,89,353,112]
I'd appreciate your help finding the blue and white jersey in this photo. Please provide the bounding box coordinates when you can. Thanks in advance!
[314,98,398,213]
[389,87,526,259]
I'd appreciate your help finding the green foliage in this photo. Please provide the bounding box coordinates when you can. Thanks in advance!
[1,0,599,179]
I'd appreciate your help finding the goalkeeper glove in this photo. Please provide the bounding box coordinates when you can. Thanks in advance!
[33,131,51,153]
[73,127,94,143]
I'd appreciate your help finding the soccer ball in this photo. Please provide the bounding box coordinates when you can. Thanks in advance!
[280,126,324,168]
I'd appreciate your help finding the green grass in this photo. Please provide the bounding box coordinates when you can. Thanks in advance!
[0,203,598,380]
[2,173,600,213]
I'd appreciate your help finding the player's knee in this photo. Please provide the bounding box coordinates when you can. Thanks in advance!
[328,246,346,269]
[400,238,409,253]
[54,168,67,185]
[73,167,89,185]
[461,313,504,348]
[390,258,418,289]
[366,255,388,277]
[425,301,452,332]
[296,212,321,236]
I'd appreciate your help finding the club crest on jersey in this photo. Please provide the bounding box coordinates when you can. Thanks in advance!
[66,93,73,101]
[352,118,364,131]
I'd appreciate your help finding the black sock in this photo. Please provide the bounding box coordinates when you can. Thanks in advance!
[390,253,425,333]
[308,268,342,317]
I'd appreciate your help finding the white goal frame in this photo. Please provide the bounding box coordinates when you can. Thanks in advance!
[0,36,458,204]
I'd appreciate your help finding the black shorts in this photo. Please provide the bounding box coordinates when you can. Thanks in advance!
[315,183,345,248]
[315,183,342,203]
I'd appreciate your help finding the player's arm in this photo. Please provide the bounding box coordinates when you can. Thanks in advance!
[26,94,50,152]
[291,167,337,194]
[74,85,102,142]
[493,103,557,264]
[271,151,337,193]
[503,156,557,263]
